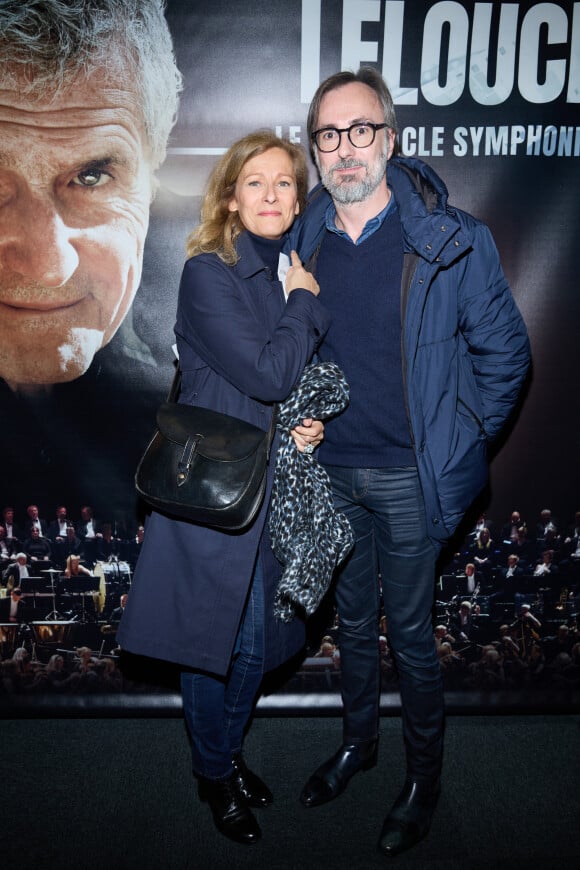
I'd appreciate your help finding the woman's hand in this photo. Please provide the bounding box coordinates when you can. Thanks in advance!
[290,418,324,453]
[286,250,320,296]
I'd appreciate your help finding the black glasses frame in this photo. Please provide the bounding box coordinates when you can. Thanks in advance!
[311,122,389,152]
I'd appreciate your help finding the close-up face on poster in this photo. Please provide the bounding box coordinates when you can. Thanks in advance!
[0,0,578,708]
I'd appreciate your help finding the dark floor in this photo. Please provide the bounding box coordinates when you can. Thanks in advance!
[1,713,579,869]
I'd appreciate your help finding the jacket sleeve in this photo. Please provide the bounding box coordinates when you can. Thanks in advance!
[458,222,531,440]
[175,255,330,402]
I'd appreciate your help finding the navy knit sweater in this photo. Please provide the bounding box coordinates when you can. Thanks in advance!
[316,206,415,468]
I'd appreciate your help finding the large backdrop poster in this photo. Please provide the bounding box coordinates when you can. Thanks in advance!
[0,0,578,708]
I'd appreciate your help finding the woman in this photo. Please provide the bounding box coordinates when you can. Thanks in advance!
[64,554,91,577]
[117,132,329,844]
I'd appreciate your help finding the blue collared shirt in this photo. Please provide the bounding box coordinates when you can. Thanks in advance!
[324,193,396,245]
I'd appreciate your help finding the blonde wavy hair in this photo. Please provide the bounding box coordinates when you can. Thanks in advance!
[186,131,309,265]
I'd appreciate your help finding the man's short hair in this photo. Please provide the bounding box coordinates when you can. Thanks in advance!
[307,67,399,154]
[0,0,182,168]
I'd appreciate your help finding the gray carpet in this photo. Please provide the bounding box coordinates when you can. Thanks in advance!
[1,715,579,869]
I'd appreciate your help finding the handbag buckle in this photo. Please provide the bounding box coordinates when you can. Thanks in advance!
[176,433,203,486]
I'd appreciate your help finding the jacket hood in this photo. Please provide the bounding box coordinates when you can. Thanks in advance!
[290,155,471,266]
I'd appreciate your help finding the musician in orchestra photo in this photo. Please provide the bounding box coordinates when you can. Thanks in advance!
[468,526,499,581]
[43,653,82,692]
[75,506,103,566]
[450,601,479,644]
[499,509,526,545]
[506,525,535,571]
[23,505,48,539]
[1,507,22,545]
[2,553,30,592]
[510,604,542,661]
[533,549,559,577]
[434,624,456,649]
[47,506,70,542]
[64,554,91,578]
[53,525,84,570]
[0,587,28,623]
[95,523,122,562]
[108,593,128,625]
[466,645,505,689]
[456,562,482,596]
[0,525,16,561]
[498,553,524,582]
[23,527,52,564]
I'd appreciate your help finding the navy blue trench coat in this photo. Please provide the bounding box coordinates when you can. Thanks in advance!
[117,233,329,675]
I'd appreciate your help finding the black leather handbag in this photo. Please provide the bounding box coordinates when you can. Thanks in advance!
[135,366,276,529]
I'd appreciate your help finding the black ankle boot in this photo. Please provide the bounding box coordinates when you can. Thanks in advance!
[300,741,378,808]
[198,771,261,844]
[232,753,273,808]
[378,776,440,857]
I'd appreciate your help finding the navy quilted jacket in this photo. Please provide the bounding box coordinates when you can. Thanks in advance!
[289,155,531,544]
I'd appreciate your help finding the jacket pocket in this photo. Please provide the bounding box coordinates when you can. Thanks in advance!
[435,402,488,535]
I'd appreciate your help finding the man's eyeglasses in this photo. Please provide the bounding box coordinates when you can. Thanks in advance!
[311,122,389,153]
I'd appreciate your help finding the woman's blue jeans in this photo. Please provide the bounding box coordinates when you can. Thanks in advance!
[327,465,444,782]
[181,560,264,780]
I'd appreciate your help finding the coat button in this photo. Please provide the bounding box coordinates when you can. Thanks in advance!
[432,517,440,525]
[454,240,460,247]
[440,225,447,231]
[425,243,432,250]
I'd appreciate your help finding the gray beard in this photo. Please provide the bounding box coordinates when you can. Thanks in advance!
[316,150,388,204]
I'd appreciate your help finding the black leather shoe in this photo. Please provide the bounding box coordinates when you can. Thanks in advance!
[300,741,378,808]
[198,772,261,844]
[232,753,273,808]
[378,777,440,857]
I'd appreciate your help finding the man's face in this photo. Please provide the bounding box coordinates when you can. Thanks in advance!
[313,82,395,205]
[0,67,154,387]
[27,506,38,519]
[57,507,67,521]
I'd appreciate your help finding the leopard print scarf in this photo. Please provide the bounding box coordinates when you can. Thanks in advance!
[269,361,354,622]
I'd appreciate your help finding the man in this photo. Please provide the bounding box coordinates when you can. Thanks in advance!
[53,524,84,571]
[293,68,530,856]
[48,506,69,543]
[2,507,21,544]
[0,0,181,389]
[500,509,525,544]
[2,553,29,592]
[0,587,27,623]
[23,505,48,539]
[450,601,478,644]
[499,553,524,582]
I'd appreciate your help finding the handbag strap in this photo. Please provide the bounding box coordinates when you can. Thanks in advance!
[167,363,278,451]
[166,363,182,403]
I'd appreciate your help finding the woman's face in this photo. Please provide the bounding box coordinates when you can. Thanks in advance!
[228,147,299,239]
